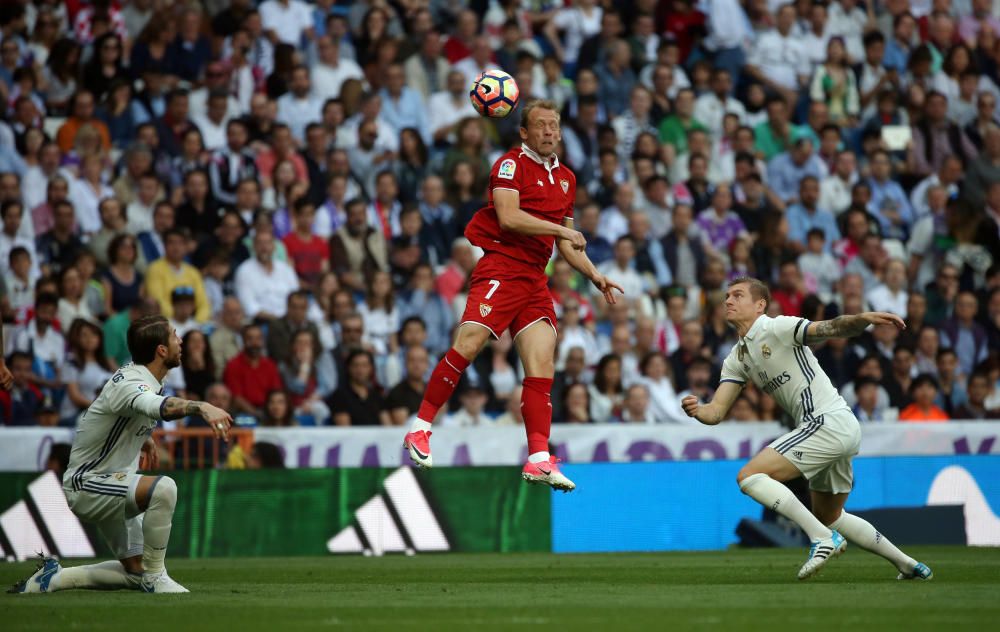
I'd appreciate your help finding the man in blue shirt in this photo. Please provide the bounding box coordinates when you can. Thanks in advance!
[379,62,431,146]
[786,176,841,253]
[767,136,827,205]
[867,149,914,240]
[883,12,915,74]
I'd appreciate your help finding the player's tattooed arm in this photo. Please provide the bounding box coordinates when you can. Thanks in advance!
[160,397,205,421]
[808,312,906,343]
[159,396,234,439]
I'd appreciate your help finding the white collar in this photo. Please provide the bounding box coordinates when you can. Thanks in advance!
[519,143,560,174]
[741,315,766,341]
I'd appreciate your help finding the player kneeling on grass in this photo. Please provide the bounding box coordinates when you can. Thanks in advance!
[10,315,233,594]
[403,99,623,491]
[682,277,932,581]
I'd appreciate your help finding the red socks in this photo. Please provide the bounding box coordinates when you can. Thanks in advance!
[416,349,470,422]
[521,377,554,455]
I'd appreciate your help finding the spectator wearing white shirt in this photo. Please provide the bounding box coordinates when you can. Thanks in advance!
[428,70,479,146]
[259,0,314,46]
[0,201,39,280]
[379,63,430,145]
[454,35,495,89]
[746,4,810,103]
[866,258,909,318]
[276,65,324,144]
[547,0,602,71]
[826,0,869,64]
[188,62,243,122]
[311,34,364,101]
[598,181,634,244]
[800,3,832,72]
[441,383,493,427]
[909,155,962,219]
[693,68,747,140]
[192,89,232,151]
[21,142,69,213]
[596,236,645,304]
[403,29,450,102]
[124,172,163,236]
[234,229,300,322]
[338,92,399,153]
[700,0,752,86]
[69,153,112,235]
[819,149,859,216]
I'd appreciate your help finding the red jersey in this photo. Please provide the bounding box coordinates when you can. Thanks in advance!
[465,144,577,270]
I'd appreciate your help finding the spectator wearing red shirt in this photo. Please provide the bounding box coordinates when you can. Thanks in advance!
[443,9,478,64]
[771,259,806,317]
[661,3,705,62]
[223,322,282,419]
[283,198,329,287]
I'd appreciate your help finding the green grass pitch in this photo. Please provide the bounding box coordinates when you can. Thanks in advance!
[2,546,998,631]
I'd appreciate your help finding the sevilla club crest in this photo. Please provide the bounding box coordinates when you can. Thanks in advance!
[560,179,570,194]
[479,303,492,317]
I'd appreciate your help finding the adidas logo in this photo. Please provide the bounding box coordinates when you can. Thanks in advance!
[792,450,804,460]
[327,467,450,557]
[0,471,95,562]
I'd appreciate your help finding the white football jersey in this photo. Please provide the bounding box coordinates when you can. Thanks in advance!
[721,315,849,425]
[64,363,168,492]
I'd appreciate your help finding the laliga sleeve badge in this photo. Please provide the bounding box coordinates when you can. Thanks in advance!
[137,384,150,393]
[498,159,516,179]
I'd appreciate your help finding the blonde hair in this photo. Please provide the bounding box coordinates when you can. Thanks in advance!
[520,99,560,128]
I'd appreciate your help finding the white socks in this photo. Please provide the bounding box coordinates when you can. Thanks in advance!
[829,512,917,573]
[49,560,140,591]
[410,418,433,433]
[142,476,177,578]
[528,451,550,464]
[739,473,832,541]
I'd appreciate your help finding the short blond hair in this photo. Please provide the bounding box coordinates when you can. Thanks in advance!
[520,99,560,128]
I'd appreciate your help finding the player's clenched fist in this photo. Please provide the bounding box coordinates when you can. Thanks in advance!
[681,395,700,418]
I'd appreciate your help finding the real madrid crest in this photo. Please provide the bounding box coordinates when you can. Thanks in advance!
[761,344,771,359]
[479,303,492,317]
[560,178,569,194]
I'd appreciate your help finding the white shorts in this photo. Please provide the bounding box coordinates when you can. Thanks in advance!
[768,408,862,494]
[64,471,146,559]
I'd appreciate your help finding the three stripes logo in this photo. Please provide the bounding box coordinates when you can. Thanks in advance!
[0,472,95,562]
[327,467,450,557]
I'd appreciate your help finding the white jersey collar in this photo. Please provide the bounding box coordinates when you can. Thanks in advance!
[518,143,559,183]
[742,315,766,341]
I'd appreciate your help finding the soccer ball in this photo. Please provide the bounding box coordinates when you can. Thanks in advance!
[469,69,520,118]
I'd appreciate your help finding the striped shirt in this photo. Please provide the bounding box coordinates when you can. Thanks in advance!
[721,315,849,425]
[63,363,167,493]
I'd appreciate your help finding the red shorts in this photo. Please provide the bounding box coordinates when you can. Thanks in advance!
[459,252,557,340]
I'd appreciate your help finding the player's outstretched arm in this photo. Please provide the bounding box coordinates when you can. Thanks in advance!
[557,219,624,304]
[494,189,585,249]
[160,397,233,439]
[807,312,906,343]
[681,381,743,426]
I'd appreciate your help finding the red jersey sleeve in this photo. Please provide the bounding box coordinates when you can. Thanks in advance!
[490,154,524,194]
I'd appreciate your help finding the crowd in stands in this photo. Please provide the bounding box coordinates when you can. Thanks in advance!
[2,0,1000,430]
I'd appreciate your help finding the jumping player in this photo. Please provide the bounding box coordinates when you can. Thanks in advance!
[682,277,933,580]
[403,99,623,490]
[10,315,233,594]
